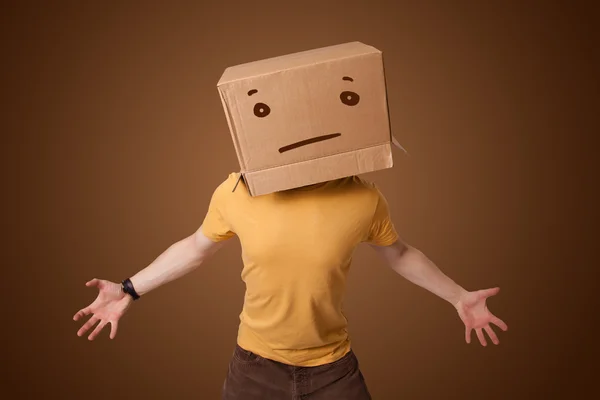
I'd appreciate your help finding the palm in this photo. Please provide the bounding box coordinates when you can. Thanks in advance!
[455,287,508,346]
[73,278,133,340]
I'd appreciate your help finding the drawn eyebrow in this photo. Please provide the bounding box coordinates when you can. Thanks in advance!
[248,89,258,96]
[342,76,354,82]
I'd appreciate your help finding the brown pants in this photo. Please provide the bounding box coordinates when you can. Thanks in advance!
[222,345,372,400]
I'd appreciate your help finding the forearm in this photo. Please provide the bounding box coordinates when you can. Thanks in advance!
[129,234,211,296]
[391,246,467,306]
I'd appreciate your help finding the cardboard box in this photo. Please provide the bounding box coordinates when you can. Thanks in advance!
[217,41,401,196]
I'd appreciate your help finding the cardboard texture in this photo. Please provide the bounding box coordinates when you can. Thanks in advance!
[217,41,401,197]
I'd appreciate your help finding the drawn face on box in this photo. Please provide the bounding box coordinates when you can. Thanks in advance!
[222,55,391,172]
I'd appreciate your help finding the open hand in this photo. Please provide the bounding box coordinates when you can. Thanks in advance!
[454,287,508,346]
[73,278,133,340]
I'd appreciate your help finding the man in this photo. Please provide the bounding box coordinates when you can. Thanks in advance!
[74,42,508,399]
[73,173,507,399]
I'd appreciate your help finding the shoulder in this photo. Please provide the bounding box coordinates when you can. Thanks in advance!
[348,175,385,198]
[348,176,392,215]
[211,172,251,201]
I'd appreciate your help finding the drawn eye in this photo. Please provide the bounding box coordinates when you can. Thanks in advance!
[340,91,360,106]
[253,103,271,118]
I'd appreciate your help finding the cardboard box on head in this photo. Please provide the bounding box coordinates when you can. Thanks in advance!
[217,41,405,197]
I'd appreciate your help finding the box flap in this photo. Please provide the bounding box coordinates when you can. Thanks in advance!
[243,143,393,196]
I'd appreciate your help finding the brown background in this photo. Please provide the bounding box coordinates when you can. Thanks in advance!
[3,1,597,399]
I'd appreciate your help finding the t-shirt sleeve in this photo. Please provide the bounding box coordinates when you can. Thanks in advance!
[363,188,399,246]
[201,178,236,242]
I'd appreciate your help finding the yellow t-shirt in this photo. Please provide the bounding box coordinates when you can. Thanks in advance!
[202,173,398,367]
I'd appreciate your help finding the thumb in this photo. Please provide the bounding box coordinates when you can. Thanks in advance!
[478,287,500,299]
[86,278,100,287]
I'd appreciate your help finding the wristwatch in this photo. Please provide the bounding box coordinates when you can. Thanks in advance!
[121,278,140,300]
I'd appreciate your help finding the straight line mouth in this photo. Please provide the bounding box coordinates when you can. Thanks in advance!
[278,133,342,153]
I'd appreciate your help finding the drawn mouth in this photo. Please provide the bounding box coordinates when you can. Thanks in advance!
[278,133,342,153]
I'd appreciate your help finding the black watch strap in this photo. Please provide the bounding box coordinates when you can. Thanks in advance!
[121,278,140,300]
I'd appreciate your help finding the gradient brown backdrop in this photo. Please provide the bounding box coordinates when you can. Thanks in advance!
[3,1,597,399]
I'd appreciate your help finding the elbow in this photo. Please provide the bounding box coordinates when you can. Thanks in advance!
[390,242,418,273]
[393,239,410,260]
[398,245,423,263]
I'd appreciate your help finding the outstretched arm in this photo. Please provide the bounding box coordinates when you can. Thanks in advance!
[369,239,508,346]
[369,239,467,306]
[73,226,227,340]
[129,225,226,296]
